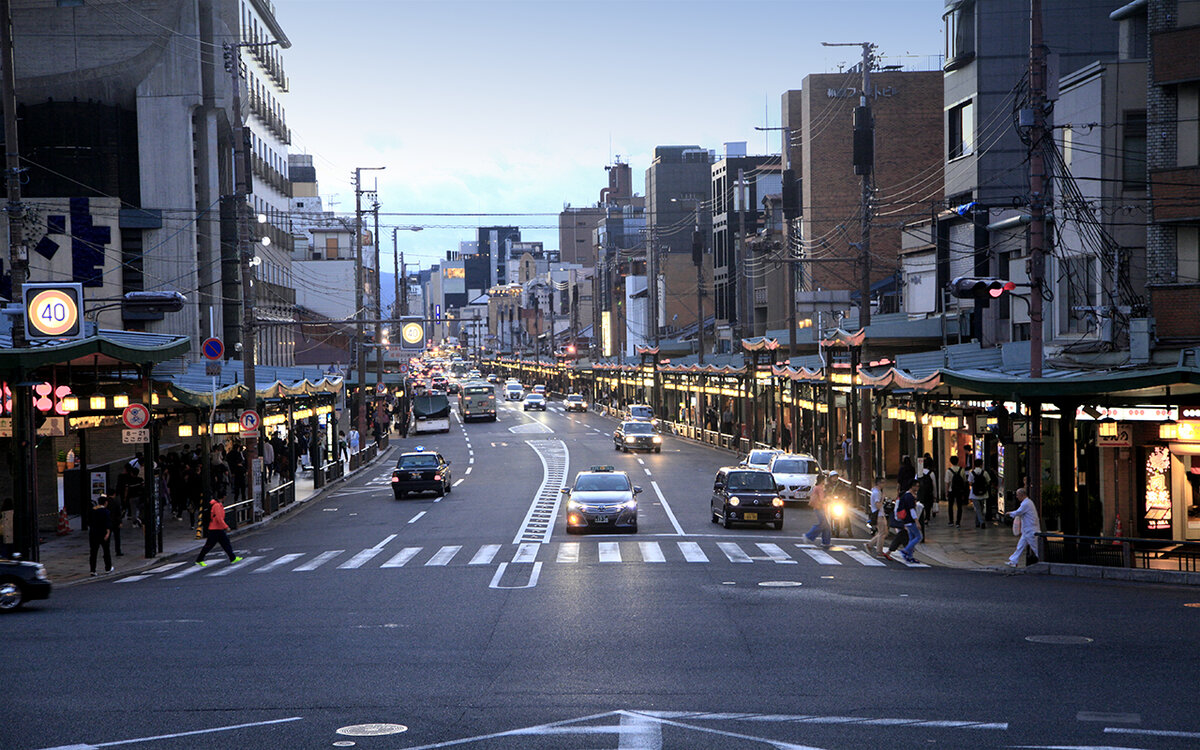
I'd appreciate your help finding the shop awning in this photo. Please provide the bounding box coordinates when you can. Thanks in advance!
[0,329,191,373]
[935,365,1200,403]
[156,360,344,408]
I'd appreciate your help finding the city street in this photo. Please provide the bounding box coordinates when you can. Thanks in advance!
[3,400,1199,750]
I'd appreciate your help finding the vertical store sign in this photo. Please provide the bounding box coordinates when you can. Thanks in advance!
[1145,446,1172,532]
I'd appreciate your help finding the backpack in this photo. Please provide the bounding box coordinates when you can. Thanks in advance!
[950,468,968,501]
[971,469,990,496]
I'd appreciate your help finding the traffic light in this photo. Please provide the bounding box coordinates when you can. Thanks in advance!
[948,277,1016,308]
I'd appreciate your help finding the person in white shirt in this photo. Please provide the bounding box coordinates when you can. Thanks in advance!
[866,476,888,556]
[348,427,360,453]
[1005,487,1040,567]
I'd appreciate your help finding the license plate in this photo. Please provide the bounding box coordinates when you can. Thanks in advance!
[744,513,758,521]
[410,472,421,479]
[593,516,609,523]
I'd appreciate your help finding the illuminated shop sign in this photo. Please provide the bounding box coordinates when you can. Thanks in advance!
[1145,446,1172,531]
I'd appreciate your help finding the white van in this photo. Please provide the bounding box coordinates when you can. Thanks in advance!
[504,382,524,401]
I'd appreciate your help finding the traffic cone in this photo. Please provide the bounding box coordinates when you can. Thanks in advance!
[56,508,71,536]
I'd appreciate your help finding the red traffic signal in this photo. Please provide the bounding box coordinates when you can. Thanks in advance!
[950,277,1017,305]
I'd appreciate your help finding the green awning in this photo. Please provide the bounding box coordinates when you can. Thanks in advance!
[0,329,191,374]
[937,365,1200,402]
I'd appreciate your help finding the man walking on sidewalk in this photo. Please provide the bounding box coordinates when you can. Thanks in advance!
[195,495,242,567]
[1006,488,1040,568]
[88,495,113,576]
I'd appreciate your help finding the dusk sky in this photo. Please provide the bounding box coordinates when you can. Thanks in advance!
[282,0,946,269]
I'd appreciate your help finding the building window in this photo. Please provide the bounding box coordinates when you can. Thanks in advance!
[1122,111,1147,190]
[948,100,974,160]
[1058,255,1097,335]
[944,0,975,71]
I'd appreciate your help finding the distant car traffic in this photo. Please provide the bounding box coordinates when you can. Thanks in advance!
[769,454,822,503]
[562,465,640,534]
[613,420,662,453]
[742,448,783,472]
[522,393,547,411]
[504,382,524,401]
[486,374,499,383]
[625,404,656,425]
[391,449,452,499]
[0,555,51,612]
[564,394,587,412]
[710,466,784,530]
[532,384,546,395]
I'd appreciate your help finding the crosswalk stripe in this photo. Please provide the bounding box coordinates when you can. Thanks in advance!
[678,541,708,562]
[512,542,539,563]
[145,562,187,575]
[598,541,622,562]
[896,555,930,568]
[426,545,462,566]
[164,563,206,579]
[294,550,343,571]
[718,542,753,563]
[797,545,841,565]
[843,548,887,567]
[557,542,580,563]
[639,541,665,563]
[209,555,264,576]
[756,543,797,564]
[381,547,422,568]
[469,544,501,565]
[254,553,305,573]
[339,548,386,569]
[114,575,151,584]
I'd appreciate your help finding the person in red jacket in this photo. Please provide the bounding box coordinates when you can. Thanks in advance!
[195,496,242,567]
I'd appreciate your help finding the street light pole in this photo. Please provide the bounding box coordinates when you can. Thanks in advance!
[372,199,383,395]
[353,166,384,442]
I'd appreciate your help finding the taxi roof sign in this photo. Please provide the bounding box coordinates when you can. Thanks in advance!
[588,465,616,472]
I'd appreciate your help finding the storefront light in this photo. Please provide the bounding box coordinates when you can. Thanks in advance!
[89,395,107,410]
[178,425,194,437]
[112,394,130,409]
[60,395,79,413]
[213,422,228,434]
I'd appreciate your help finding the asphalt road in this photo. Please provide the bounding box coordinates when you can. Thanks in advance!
[4,397,1200,750]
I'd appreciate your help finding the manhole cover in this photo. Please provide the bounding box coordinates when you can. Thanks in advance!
[1025,635,1093,645]
[758,581,802,588]
[336,724,409,737]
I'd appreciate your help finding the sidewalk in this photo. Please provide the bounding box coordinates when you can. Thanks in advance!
[34,449,393,587]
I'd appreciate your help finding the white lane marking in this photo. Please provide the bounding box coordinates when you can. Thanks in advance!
[639,541,665,563]
[208,556,263,576]
[469,457,475,464]
[453,478,465,487]
[37,716,304,749]
[144,562,187,574]
[469,545,501,565]
[718,542,754,563]
[643,468,652,476]
[650,481,685,536]
[797,546,842,565]
[755,543,797,564]
[644,709,1008,730]
[469,450,474,456]
[487,560,543,589]
[425,545,462,566]
[293,550,343,571]
[408,511,426,524]
[254,553,305,573]
[114,575,151,584]
[465,467,472,475]
[372,534,398,550]
[381,547,422,568]
[637,458,645,465]
[598,542,622,562]
[844,549,887,567]
[678,541,709,562]
[619,710,663,750]
[339,548,386,569]
[1076,712,1140,723]
[1106,727,1200,739]
[512,542,539,563]
[557,543,579,563]
[164,564,206,579]
[514,439,569,545]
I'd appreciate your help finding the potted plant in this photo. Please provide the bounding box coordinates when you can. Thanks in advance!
[56,449,68,473]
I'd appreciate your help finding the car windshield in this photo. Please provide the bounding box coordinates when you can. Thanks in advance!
[574,474,630,492]
[526,394,543,401]
[726,471,776,491]
[773,459,818,474]
[506,384,521,391]
[567,395,583,401]
[623,422,654,434]
[399,455,440,469]
[747,450,777,465]
[629,406,653,419]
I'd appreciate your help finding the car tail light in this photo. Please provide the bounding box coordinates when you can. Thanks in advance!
[391,476,399,483]
[434,474,442,481]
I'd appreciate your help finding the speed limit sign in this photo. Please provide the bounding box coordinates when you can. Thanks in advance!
[23,283,84,340]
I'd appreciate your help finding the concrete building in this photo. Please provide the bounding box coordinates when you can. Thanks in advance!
[476,226,521,287]
[6,0,296,365]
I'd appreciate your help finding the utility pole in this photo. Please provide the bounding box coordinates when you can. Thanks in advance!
[694,219,706,365]
[352,166,383,442]
[392,228,401,320]
[736,169,748,344]
[372,199,383,393]
[1027,0,1048,510]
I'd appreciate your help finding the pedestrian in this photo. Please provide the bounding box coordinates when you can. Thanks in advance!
[195,495,243,567]
[897,455,916,498]
[348,426,361,455]
[968,462,991,528]
[917,465,935,532]
[227,442,247,505]
[115,462,143,528]
[803,474,831,547]
[721,405,734,436]
[1005,487,1040,567]
[866,476,888,557]
[88,495,113,576]
[841,434,852,472]
[922,452,938,519]
[262,437,275,484]
[108,484,125,557]
[944,455,968,528]
[338,430,348,461]
[210,445,229,500]
[894,479,922,564]
[781,423,792,452]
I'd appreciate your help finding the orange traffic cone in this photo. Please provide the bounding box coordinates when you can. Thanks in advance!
[56,508,71,536]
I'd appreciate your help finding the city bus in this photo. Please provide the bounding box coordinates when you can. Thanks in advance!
[459,382,497,422]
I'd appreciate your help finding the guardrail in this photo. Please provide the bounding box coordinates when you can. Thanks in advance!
[1038,533,1200,571]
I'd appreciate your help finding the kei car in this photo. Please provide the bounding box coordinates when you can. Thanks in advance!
[710,466,784,530]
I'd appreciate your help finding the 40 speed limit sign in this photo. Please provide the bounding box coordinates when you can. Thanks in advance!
[24,283,84,340]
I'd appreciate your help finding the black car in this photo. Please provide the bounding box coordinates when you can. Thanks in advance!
[561,466,640,534]
[0,555,52,612]
[391,449,452,499]
[710,466,784,530]
[613,420,662,453]
[522,393,547,411]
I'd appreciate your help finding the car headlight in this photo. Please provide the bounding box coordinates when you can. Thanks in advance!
[625,436,635,443]
[567,500,582,510]
[35,565,48,581]
[772,498,784,507]
[624,500,638,510]
[729,496,740,506]
[652,435,662,443]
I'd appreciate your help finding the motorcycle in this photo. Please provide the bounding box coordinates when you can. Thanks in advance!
[822,473,852,539]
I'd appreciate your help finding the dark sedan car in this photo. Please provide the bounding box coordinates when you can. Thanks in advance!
[0,555,52,612]
[613,420,662,453]
[710,466,784,530]
[561,466,640,534]
[391,449,452,499]
[522,393,547,411]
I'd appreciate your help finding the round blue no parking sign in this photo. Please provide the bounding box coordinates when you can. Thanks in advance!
[202,337,224,360]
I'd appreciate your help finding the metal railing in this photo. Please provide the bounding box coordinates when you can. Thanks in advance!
[1038,533,1200,572]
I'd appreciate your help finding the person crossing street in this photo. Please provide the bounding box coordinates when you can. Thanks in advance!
[195,495,242,567]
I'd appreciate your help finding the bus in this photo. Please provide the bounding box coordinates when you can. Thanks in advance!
[459,382,497,422]
[411,394,452,434]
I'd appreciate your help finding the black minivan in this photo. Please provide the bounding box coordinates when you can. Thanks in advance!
[710,467,784,530]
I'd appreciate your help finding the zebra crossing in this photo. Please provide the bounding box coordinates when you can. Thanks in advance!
[113,539,927,583]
